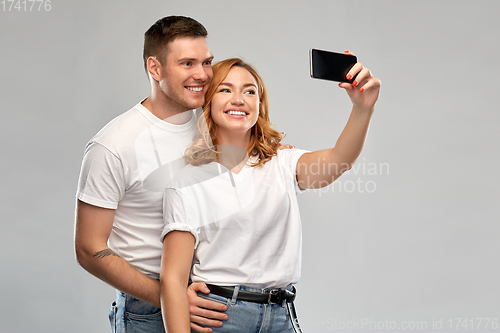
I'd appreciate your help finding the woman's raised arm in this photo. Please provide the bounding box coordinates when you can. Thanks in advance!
[297,53,381,189]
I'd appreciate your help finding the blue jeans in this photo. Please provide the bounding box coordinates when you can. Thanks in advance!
[197,285,298,333]
[109,290,165,333]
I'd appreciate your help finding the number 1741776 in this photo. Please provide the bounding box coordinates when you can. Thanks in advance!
[2,0,51,11]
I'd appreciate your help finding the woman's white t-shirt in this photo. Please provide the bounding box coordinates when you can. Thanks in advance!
[161,148,308,289]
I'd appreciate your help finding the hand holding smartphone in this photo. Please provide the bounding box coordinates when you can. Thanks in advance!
[309,49,357,83]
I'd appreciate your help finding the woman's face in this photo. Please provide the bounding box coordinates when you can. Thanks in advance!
[210,66,260,142]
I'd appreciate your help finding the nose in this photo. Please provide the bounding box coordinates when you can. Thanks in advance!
[230,92,244,105]
[192,64,209,82]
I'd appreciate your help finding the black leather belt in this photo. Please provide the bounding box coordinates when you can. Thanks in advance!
[206,284,296,304]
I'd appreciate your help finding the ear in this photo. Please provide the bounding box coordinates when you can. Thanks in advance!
[147,56,162,82]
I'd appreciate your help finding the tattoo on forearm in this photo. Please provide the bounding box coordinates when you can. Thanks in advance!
[93,249,121,259]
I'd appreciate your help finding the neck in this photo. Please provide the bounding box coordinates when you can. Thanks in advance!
[142,88,192,125]
[216,131,251,172]
[216,130,251,152]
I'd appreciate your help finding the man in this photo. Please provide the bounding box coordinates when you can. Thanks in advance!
[75,16,227,333]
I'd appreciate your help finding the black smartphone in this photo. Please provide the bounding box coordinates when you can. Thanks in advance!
[309,49,357,83]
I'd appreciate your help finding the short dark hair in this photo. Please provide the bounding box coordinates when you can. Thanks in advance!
[143,16,208,73]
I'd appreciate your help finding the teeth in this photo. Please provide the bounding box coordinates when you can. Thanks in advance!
[186,87,203,92]
[228,111,246,116]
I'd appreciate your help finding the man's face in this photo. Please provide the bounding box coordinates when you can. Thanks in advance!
[157,37,213,114]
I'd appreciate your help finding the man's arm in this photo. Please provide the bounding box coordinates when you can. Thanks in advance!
[74,200,228,331]
[74,200,161,306]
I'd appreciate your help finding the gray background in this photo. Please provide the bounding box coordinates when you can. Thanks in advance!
[1,1,499,332]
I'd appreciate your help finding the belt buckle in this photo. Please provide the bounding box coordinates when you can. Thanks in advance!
[268,289,281,304]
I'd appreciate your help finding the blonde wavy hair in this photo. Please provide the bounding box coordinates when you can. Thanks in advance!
[184,58,283,167]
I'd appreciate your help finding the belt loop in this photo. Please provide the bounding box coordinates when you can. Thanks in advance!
[231,285,240,305]
[283,285,290,307]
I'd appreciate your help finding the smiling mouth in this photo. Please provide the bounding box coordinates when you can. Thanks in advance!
[186,86,203,92]
[224,110,248,116]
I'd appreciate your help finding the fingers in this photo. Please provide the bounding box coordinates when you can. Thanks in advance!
[190,322,214,333]
[340,73,379,93]
[277,144,296,150]
[188,297,228,332]
[358,76,381,92]
[189,306,228,331]
[343,50,370,89]
[339,50,381,109]
[347,62,363,79]
[352,67,371,91]
[190,313,225,330]
[342,55,379,93]
[189,282,211,294]
[186,283,229,331]
[353,67,369,84]
[190,296,228,314]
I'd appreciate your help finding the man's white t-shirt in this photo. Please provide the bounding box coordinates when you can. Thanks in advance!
[162,148,308,288]
[77,102,198,275]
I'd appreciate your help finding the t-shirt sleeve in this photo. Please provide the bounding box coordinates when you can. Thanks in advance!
[278,148,310,194]
[76,142,126,209]
[161,188,200,248]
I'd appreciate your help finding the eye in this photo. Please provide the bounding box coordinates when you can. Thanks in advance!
[182,61,192,66]
[203,60,212,66]
[218,88,230,93]
[244,89,256,95]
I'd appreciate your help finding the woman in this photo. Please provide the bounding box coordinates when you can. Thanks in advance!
[160,56,380,332]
